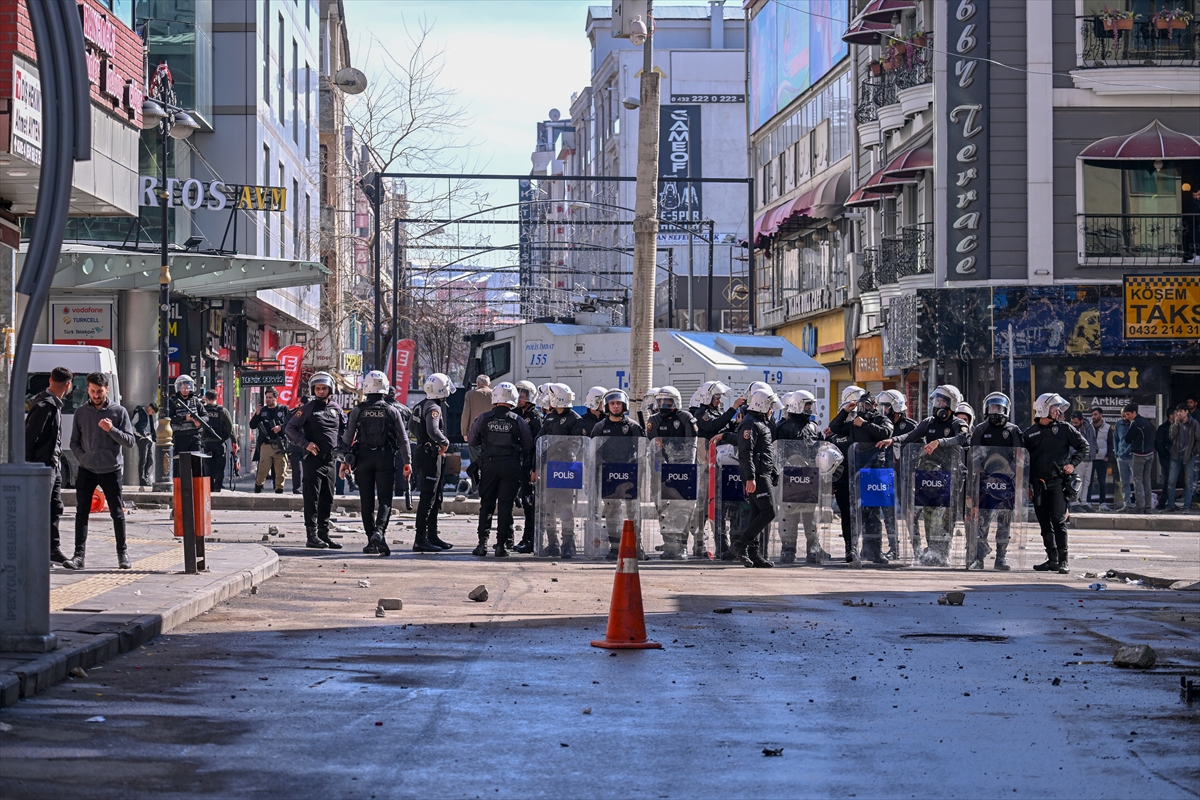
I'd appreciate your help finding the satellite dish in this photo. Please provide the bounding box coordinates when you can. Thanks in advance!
[548,108,561,121]
[334,67,368,95]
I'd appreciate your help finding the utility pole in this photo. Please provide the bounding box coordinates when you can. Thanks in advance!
[629,0,659,413]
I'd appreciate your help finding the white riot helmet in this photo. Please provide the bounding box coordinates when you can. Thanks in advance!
[492,382,519,407]
[604,388,629,415]
[929,384,963,420]
[747,388,778,414]
[535,383,554,411]
[984,392,1010,424]
[745,381,772,401]
[584,386,608,412]
[515,380,537,405]
[309,371,334,394]
[688,386,706,409]
[643,388,660,414]
[877,389,907,415]
[174,374,195,394]
[955,402,975,427]
[786,389,816,416]
[816,442,845,478]
[362,370,389,395]
[697,380,731,407]
[841,385,867,408]
[656,386,683,412]
[548,383,575,409]
[1033,392,1070,421]
[422,373,454,399]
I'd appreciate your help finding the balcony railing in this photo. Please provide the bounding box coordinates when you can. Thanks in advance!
[857,247,879,293]
[1078,16,1200,67]
[855,46,932,123]
[1080,213,1200,264]
[871,223,935,287]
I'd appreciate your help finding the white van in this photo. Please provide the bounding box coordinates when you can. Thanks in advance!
[26,344,122,487]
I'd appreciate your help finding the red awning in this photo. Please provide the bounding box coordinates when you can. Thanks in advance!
[842,19,895,45]
[754,193,814,242]
[845,167,916,206]
[810,170,852,216]
[882,141,934,178]
[857,0,917,22]
[1078,119,1200,161]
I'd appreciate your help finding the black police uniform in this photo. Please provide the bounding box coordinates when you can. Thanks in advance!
[411,395,450,551]
[647,406,701,558]
[894,414,970,564]
[169,391,208,467]
[386,394,415,501]
[963,420,1025,569]
[467,405,534,556]
[344,395,411,555]
[285,395,346,548]
[1023,419,1089,572]
[250,403,290,492]
[515,402,543,548]
[26,389,66,560]
[529,407,590,555]
[581,409,605,436]
[202,402,235,492]
[592,414,644,556]
[828,408,893,561]
[773,411,826,563]
[734,410,776,567]
[880,412,917,557]
[693,402,740,439]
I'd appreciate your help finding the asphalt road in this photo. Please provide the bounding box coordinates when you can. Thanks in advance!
[2,512,1198,799]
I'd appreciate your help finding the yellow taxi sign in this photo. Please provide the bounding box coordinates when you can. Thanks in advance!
[1123,274,1200,339]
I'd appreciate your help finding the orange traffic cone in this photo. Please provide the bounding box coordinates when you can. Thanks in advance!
[90,488,108,513]
[591,520,662,650]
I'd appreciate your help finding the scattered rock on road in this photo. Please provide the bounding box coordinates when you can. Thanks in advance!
[945,591,965,606]
[1112,644,1157,669]
[378,598,402,610]
[713,607,733,614]
[69,667,87,679]
[375,606,386,618]
[358,579,371,588]
[469,585,489,602]
[763,747,784,757]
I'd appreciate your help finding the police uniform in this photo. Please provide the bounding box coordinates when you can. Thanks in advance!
[882,413,917,558]
[967,420,1024,569]
[734,410,777,566]
[26,389,66,561]
[592,415,644,558]
[386,395,414,501]
[894,415,970,565]
[690,402,741,558]
[202,401,235,492]
[828,409,893,561]
[250,403,291,492]
[468,406,534,556]
[1024,419,1089,571]
[532,407,590,556]
[411,395,450,551]
[515,402,543,549]
[647,407,700,559]
[773,411,825,563]
[343,395,411,553]
[285,395,346,548]
[581,409,605,437]
[169,391,208,460]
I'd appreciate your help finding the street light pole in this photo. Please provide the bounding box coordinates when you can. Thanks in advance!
[629,0,659,413]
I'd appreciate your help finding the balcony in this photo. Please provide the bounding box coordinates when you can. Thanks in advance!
[1078,15,1199,68]
[1079,213,1200,265]
[142,19,214,126]
[873,223,935,286]
[857,247,879,294]
[856,44,933,133]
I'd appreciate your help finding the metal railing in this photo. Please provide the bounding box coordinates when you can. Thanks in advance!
[871,223,935,287]
[1078,16,1200,66]
[855,45,932,124]
[857,247,879,293]
[877,234,905,285]
[1080,213,1200,263]
[891,45,933,91]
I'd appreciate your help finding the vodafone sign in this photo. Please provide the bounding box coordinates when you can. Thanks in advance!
[52,301,114,347]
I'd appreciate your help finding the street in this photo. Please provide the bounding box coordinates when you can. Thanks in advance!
[1,510,1198,799]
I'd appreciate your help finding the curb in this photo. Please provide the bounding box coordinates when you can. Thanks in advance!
[0,545,280,708]
[62,490,482,516]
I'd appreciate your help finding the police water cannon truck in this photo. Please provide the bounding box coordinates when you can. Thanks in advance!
[470,322,831,426]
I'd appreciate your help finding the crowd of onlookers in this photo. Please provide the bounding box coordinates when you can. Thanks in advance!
[1068,397,1200,514]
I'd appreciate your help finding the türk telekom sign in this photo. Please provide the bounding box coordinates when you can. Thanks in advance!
[53,301,114,347]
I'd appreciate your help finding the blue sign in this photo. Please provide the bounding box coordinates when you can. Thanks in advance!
[545,461,584,490]
[914,469,952,508]
[601,463,638,500]
[782,466,819,504]
[979,472,1015,511]
[859,468,895,508]
[661,463,697,501]
[721,465,744,501]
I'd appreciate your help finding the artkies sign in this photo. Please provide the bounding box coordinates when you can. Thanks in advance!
[658,105,702,224]
[52,301,114,347]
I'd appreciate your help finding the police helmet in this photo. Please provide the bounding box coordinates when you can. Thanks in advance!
[656,386,683,412]
[362,370,389,395]
[174,374,195,393]
[984,392,1010,423]
[786,389,816,415]
[747,388,778,414]
[955,402,975,427]
[816,442,845,478]
[643,387,660,414]
[515,380,537,404]
[841,385,866,408]
[584,386,608,412]
[697,380,731,406]
[604,389,629,414]
[310,371,335,393]
[877,389,907,415]
[548,383,575,409]
[929,384,963,410]
[492,382,520,407]
[1033,392,1069,420]
[423,373,454,399]
[745,381,772,401]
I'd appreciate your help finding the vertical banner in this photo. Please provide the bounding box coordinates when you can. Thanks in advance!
[944,0,989,281]
[277,345,305,406]
[658,105,703,224]
[387,338,417,405]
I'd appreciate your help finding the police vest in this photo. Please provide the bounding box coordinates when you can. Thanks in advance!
[483,410,522,459]
[357,401,394,450]
[413,399,440,446]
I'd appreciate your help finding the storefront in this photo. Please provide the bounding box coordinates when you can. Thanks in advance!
[777,308,853,392]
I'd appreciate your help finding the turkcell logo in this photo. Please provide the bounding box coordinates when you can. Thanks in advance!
[782,466,819,504]
[545,461,584,490]
[914,469,951,508]
[720,465,743,501]
[602,463,638,499]
[661,463,697,501]
[980,472,1015,510]
[859,468,895,508]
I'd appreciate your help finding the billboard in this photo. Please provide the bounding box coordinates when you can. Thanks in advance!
[658,105,703,224]
[52,301,113,347]
[750,0,849,131]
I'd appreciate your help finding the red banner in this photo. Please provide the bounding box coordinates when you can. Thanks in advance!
[277,345,305,406]
[389,339,416,405]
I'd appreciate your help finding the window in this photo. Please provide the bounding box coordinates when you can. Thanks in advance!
[278,13,285,124]
[280,160,287,255]
[306,0,311,28]
[319,143,328,202]
[292,40,299,142]
[305,63,312,157]
[263,144,272,256]
[1081,160,1198,262]
[1084,162,1183,216]
[293,177,300,257]
[263,0,271,102]
[481,342,511,379]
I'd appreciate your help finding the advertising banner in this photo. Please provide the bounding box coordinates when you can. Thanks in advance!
[277,345,305,406]
[658,105,702,224]
[52,300,113,347]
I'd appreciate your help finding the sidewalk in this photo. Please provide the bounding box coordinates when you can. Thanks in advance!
[0,509,278,708]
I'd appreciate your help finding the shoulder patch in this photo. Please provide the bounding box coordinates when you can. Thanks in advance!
[430,409,440,419]
[1003,430,1010,439]
[293,409,304,418]
[743,430,752,440]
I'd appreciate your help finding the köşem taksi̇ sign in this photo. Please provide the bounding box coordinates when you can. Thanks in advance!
[138,176,289,212]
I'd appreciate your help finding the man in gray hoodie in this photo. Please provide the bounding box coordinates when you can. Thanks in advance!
[63,372,136,570]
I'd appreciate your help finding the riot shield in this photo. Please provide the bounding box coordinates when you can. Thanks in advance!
[534,435,592,559]
[647,437,704,559]
[899,442,967,568]
[588,435,646,560]
[966,446,1030,571]
[712,440,749,561]
[771,440,840,564]
[848,442,895,564]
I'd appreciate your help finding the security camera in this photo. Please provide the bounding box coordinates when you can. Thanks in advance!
[622,96,640,110]
[629,15,648,46]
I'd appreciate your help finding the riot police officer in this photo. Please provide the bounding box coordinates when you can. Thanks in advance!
[647,386,700,559]
[877,389,916,560]
[412,373,454,552]
[774,390,826,564]
[592,389,644,559]
[285,372,346,549]
[732,387,779,568]
[384,385,415,510]
[638,387,660,430]
[513,380,543,550]
[690,381,746,559]
[342,371,411,557]
[468,382,534,557]
[169,374,208,462]
[1025,393,1089,574]
[829,386,893,564]
[525,383,589,556]
[582,386,608,435]
[963,392,1024,570]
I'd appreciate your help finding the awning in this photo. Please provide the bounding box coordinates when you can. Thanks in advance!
[809,170,852,217]
[841,19,895,45]
[1078,119,1200,161]
[881,141,934,177]
[856,0,916,23]
[754,194,811,243]
[845,166,918,207]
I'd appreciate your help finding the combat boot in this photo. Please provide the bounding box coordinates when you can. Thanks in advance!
[61,546,86,570]
[318,529,343,550]
[1032,557,1059,572]
[1056,549,1070,574]
[561,536,577,560]
[747,542,774,568]
[494,541,509,558]
[411,528,442,553]
[305,529,328,549]
[779,546,796,565]
[512,531,535,554]
[363,537,380,554]
[117,548,132,570]
[993,543,1011,571]
[729,539,754,568]
[51,548,69,564]
[428,527,453,550]
[370,532,391,557]
[472,534,489,557]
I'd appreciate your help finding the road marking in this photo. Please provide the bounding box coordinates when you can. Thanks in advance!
[51,547,225,612]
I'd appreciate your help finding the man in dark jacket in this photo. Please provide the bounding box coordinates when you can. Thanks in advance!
[963,392,1024,571]
[411,374,454,552]
[64,372,137,570]
[647,386,700,559]
[732,387,779,568]
[513,381,543,551]
[774,390,826,564]
[285,372,346,549]
[1026,393,1089,573]
[202,390,236,492]
[592,390,644,559]
[130,402,157,487]
[830,387,893,564]
[1122,404,1157,514]
[250,388,290,493]
[342,371,411,556]
[525,383,588,556]
[467,382,534,558]
[876,389,916,560]
[26,366,72,563]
